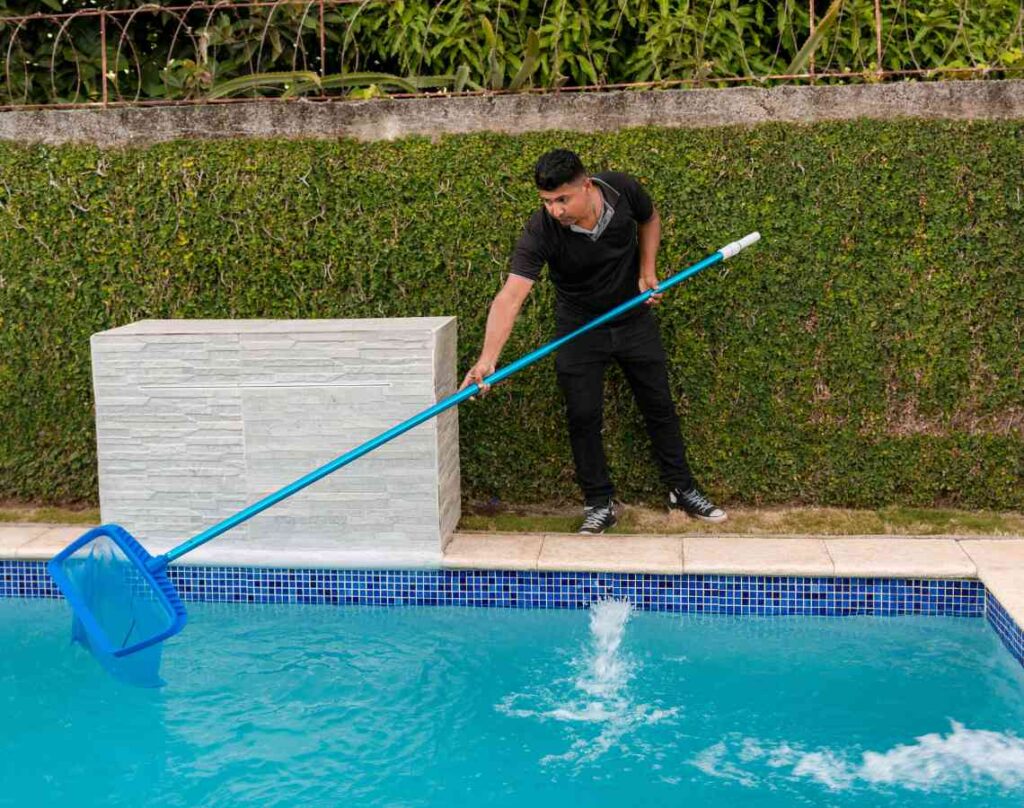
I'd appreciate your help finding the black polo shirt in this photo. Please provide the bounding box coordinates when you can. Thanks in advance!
[509,171,655,327]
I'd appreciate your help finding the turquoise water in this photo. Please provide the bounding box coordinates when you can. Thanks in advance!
[3,599,1024,807]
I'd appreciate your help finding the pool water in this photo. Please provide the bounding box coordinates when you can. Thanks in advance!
[3,598,1024,807]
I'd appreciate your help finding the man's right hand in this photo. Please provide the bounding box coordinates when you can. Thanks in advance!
[460,360,496,398]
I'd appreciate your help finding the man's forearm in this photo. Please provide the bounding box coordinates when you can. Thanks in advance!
[638,210,661,279]
[478,296,520,365]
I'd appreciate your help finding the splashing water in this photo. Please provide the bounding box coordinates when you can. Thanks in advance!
[496,598,678,766]
[692,721,1024,793]
[577,597,633,700]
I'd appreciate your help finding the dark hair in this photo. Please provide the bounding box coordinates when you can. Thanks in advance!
[534,149,587,190]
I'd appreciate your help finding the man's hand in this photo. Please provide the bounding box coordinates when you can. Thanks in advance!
[640,274,663,306]
[638,207,662,305]
[460,360,496,398]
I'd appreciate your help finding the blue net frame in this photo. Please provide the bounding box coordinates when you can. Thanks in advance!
[48,525,187,687]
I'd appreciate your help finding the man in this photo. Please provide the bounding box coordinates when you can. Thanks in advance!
[460,149,725,534]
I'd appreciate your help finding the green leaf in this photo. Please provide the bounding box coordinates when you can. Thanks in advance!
[480,16,497,50]
[207,71,321,99]
[282,72,418,98]
[509,29,541,91]
[786,0,845,75]
[487,49,504,90]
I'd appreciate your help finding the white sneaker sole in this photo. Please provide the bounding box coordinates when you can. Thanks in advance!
[578,518,618,535]
[669,506,728,523]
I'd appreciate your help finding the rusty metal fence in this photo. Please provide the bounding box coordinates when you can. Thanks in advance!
[2,1,1023,110]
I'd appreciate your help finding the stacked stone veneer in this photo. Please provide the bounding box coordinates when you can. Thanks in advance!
[90,318,460,567]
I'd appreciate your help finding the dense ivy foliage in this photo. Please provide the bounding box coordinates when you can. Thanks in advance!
[1,120,1021,507]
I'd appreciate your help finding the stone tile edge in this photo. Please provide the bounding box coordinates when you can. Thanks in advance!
[8,526,1024,589]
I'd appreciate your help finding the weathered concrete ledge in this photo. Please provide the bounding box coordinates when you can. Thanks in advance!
[2,80,1023,147]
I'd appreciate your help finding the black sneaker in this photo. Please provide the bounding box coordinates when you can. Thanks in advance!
[668,486,727,523]
[578,501,617,535]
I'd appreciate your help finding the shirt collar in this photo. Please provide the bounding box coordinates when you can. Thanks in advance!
[569,177,618,240]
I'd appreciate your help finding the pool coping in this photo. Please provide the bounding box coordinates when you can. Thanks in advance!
[442,532,1024,626]
[2,523,1023,624]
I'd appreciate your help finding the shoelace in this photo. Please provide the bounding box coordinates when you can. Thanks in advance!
[581,506,611,531]
[681,489,713,511]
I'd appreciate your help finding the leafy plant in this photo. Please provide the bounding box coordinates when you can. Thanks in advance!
[2,0,1023,105]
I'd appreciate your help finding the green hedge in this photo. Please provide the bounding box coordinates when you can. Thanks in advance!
[1,120,1021,508]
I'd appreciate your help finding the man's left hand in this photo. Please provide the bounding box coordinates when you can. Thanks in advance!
[640,275,663,306]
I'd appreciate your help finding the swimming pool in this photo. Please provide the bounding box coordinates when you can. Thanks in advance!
[3,589,1024,807]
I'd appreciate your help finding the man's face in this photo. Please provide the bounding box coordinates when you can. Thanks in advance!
[538,177,592,227]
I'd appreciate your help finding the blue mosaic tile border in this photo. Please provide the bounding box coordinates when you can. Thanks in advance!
[0,561,61,599]
[987,590,1024,666]
[0,560,984,616]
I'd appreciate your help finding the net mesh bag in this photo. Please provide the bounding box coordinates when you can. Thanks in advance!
[48,526,186,688]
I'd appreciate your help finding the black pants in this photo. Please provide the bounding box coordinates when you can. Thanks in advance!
[555,310,695,506]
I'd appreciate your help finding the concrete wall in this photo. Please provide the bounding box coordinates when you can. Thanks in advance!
[90,318,459,568]
[2,80,1023,147]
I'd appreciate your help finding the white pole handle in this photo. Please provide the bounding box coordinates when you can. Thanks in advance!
[719,231,761,260]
